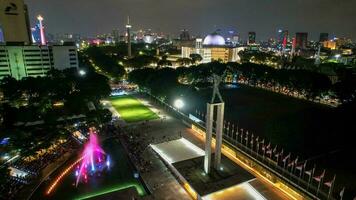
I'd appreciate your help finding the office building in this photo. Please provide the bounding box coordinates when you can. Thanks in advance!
[295,32,308,49]
[319,33,329,43]
[182,33,244,63]
[0,44,78,80]
[112,29,120,44]
[248,32,256,45]
[0,0,31,44]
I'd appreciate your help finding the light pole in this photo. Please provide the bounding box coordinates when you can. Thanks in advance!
[79,69,86,76]
[174,99,184,113]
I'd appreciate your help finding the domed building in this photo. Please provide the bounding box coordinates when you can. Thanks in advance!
[202,33,226,46]
[181,32,244,63]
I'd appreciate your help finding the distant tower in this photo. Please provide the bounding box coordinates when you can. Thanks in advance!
[291,37,296,56]
[282,35,287,53]
[37,15,46,45]
[248,32,256,45]
[126,16,132,58]
[315,45,321,66]
[195,38,203,49]
[295,32,308,50]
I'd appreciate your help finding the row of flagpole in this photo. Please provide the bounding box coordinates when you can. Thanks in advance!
[148,93,347,200]
[195,109,340,200]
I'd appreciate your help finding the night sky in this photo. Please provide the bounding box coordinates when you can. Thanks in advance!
[25,0,356,41]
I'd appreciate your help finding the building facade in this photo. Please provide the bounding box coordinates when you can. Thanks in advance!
[295,32,308,50]
[248,32,256,45]
[0,0,31,44]
[0,44,78,80]
[182,34,244,63]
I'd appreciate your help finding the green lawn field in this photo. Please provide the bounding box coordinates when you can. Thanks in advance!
[110,95,159,123]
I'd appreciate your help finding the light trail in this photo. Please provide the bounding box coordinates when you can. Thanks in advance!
[46,156,84,195]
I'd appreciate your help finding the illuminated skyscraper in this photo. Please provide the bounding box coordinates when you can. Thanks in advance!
[112,29,120,44]
[0,0,31,43]
[126,16,132,57]
[295,32,308,50]
[31,23,41,44]
[248,32,256,45]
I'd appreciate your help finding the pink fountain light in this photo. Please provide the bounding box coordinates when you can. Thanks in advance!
[75,132,110,187]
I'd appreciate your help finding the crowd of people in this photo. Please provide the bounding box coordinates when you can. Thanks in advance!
[0,138,79,200]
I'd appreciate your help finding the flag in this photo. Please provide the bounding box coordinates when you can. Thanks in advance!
[294,157,299,165]
[273,145,278,153]
[266,142,271,149]
[260,139,265,144]
[313,170,325,182]
[287,161,294,167]
[255,136,259,143]
[296,160,306,171]
[282,153,290,162]
[339,187,345,198]
[275,149,282,157]
[305,166,315,176]
[279,149,284,157]
[266,149,272,155]
[262,144,266,151]
[324,175,336,187]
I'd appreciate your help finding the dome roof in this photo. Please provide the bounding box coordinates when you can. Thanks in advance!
[203,33,226,46]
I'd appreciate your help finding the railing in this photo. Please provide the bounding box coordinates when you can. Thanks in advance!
[144,91,336,200]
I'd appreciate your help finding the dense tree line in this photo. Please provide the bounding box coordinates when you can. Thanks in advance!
[0,68,111,126]
[83,46,126,78]
[128,62,356,104]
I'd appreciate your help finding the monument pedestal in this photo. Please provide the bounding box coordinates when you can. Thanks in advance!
[204,102,224,174]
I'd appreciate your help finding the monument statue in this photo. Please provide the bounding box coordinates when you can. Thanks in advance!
[211,72,226,103]
[205,71,226,173]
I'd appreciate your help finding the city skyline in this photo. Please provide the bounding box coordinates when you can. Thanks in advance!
[25,0,356,40]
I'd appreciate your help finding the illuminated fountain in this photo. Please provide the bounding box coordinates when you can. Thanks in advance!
[75,132,110,187]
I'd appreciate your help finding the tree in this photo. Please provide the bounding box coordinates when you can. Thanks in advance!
[177,58,192,66]
[189,53,203,64]
[0,76,22,101]
[84,46,126,78]
[0,166,10,187]
[157,55,172,68]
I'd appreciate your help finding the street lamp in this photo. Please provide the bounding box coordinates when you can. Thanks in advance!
[79,69,86,76]
[174,99,184,112]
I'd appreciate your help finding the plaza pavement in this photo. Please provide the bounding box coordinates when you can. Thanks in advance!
[114,93,291,200]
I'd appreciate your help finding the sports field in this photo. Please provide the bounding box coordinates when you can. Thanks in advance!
[110,95,159,123]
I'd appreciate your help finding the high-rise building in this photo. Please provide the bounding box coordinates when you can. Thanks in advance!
[31,23,41,44]
[180,29,190,41]
[0,44,78,80]
[112,29,120,44]
[0,0,31,44]
[295,32,308,49]
[319,33,329,43]
[126,16,132,58]
[248,32,256,45]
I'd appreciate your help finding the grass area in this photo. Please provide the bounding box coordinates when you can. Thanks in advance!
[110,95,159,123]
